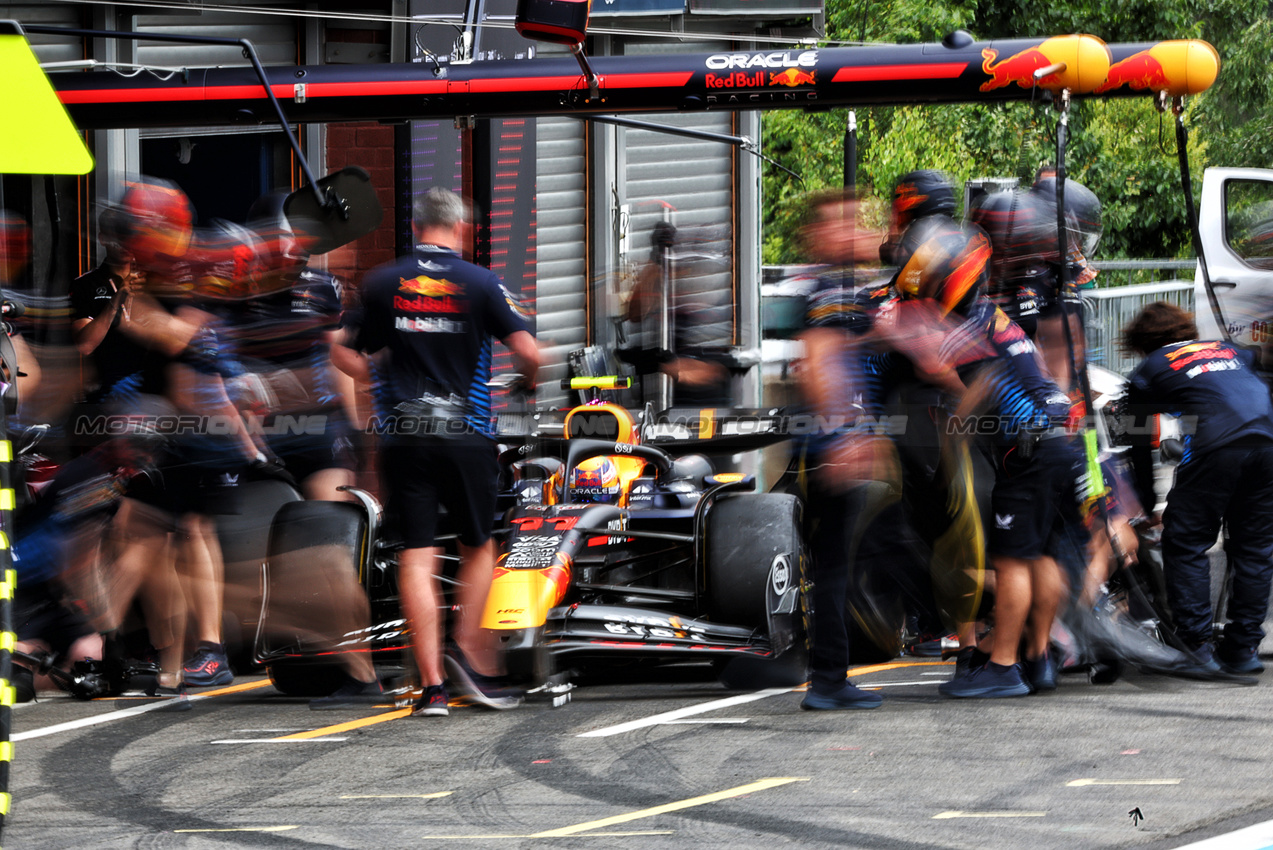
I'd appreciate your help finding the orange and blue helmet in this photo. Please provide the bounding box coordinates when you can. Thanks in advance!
[569,457,621,504]
[895,216,992,318]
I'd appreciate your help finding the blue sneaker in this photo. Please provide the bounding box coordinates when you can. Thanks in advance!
[181,645,234,687]
[444,652,521,710]
[1217,644,1265,675]
[939,661,1031,698]
[1171,644,1227,680]
[1024,651,1057,692]
[309,677,386,711]
[952,646,988,678]
[800,681,883,711]
[412,684,450,717]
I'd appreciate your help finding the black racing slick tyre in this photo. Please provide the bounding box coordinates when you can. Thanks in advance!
[705,493,803,630]
[259,500,371,677]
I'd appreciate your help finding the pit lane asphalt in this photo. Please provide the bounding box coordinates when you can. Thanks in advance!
[7,657,1273,850]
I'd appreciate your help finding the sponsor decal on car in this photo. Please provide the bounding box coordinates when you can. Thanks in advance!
[770,553,791,595]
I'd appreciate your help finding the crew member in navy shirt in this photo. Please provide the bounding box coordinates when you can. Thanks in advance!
[337,188,539,715]
[1124,302,1273,676]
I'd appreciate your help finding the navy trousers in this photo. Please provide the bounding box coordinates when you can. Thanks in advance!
[1161,443,1273,651]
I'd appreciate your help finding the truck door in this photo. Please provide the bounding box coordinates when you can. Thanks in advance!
[1195,167,1273,344]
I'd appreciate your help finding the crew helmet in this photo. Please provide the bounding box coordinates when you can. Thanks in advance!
[894,216,992,317]
[249,190,314,294]
[118,179,195,268]
[892,170,957,232]
[968,189,1060,281]
[1031,177,1103,258]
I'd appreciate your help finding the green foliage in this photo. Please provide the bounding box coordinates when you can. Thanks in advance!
[761,0,1273,266]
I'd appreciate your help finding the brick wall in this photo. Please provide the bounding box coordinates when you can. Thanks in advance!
[323,122,397,290]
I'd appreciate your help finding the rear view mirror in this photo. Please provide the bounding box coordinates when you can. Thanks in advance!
[515,0,591,45]
[284,166,384,256]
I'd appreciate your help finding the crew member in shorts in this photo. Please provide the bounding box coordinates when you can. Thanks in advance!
[335,187,539,716]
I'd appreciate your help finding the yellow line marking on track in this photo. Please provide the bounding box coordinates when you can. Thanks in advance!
[527,777,809,837]
[174,826,298,833]
[92,679,275,702]
[211,732,348,738]
[197,679,277,698]
[275,708,412,740]
[1067,779,1182,787]
[933,811,1047,819]
[849,660,953,676]
[342,792,453,799]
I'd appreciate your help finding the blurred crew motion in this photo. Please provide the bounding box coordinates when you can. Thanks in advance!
[621,219,734,404]
[12,176,376,699]
[793,187,893,710]
[786,166,1233,706]
[5,161,1269,711]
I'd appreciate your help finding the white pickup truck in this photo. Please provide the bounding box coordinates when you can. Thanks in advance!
[1193,167,1273,343]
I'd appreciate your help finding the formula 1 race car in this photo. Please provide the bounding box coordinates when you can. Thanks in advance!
[252,392,809,699]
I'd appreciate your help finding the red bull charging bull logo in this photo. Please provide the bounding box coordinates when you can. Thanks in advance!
[979,35,1111,95]
[770,67,816,87]
[399,275,462,297]
[980,46,1058,92]
[1093,42,1219,97]
[1095,50,1170,93]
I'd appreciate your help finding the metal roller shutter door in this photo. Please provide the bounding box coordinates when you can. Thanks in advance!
[133,10,297,68]
[534,114,587,409]
[8,4,84,64]
[624,111,735,350]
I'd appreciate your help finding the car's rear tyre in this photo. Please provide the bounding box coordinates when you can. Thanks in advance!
[260,500,371,681]
[268,499,368,565]
[705,492,803,629]
[715,643,809,689]
[268,661,348,697]
[216,480,304,671]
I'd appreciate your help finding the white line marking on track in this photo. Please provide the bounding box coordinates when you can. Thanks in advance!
[174,827,298,833]
[531,777,808,837]
[341,793,453,799]
[13,698,189,741]
[1162,818,1273,849]
[420,832,675,839]
[1066,778,1182,787]
[210,738,350,744]
[933,811,1047,819]
[13,679,274,741]
[659,718,751,725]
[577,688,792,737]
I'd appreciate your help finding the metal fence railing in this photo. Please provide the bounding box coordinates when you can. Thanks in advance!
[1083,280,1196,375]
[1088,259,1196,288]
[761,262,1200,377]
